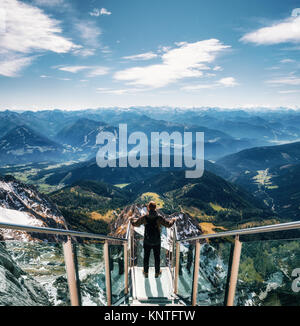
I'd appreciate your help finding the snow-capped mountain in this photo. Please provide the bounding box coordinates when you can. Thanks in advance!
[0,175,68,241]
[0,175,74,306]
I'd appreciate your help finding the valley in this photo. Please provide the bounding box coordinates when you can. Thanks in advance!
[1,107,300,233]
[1,107,300,306]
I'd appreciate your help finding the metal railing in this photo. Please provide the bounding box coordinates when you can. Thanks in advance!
[0,222,129,306]
[178,220,300,241]
[1,218,300,306]
[173,220,300,306]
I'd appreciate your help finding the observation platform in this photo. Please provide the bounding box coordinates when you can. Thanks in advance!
[130,267,183,306]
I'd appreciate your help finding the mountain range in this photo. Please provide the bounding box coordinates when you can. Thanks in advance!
[31,157,229,187]
[215,140,300,222]
[126,170,276,227]
[2,108,295,165]
[0,126,65,165]
[1,107,300,307]
[217,141,300,174]
[45,168,278,236]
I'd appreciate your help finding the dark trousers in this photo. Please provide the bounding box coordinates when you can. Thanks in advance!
[143,243,161,274]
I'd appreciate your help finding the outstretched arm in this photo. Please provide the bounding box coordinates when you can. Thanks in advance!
[129,215,146,227]
[159,215,176,228]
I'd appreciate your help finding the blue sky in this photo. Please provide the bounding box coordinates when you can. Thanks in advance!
[1,0,300,110]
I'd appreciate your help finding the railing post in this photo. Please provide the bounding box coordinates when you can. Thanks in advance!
[223,241,235,306]
[191,240,200,306]
[226,235,242,306]
[63,236,80,306]
[104,240,112,306]
[72,242,82,306]
[170,227,176,279]
[131,225,135,268]
[174,241,180,294]
[124,241,129,295]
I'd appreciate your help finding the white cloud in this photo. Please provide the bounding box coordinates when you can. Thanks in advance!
[182,77,238,91]
[205,73,216,77]
[280,59,296,63]
[241,16,300,45]
[58,66,90,73]
[218,77,238,87]
[97,88,131,95]
[97,87,145,95]
[123,52,158,61]
[182,84,215,91]
[0,55,34,77]
[74,48,96,57]
[75,21,102,48]
[100,45,112,54]
[291,8,300,17]
[0,0,79,77]
[278,89,300,94]
[1,0,79,54]
[56,65,109,77]
[73,20,109,57]
[89,8,112,17]
[213,65,223,71]
[89,9,100,17]
[114,39,230,88]
[266,76,300,86]
[265,66,280,70]
[100,8,112,16]
[86,66,110,77]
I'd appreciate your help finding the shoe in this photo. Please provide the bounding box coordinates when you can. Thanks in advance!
[143,271,148,278]
[155,270,162,278]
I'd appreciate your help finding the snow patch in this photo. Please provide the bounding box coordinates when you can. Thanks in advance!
[0,207,44,227]
[0,181,14,193]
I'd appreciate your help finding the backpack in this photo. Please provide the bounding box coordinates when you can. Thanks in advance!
[144,212,161,246]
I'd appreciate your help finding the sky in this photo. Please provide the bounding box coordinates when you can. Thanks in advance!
[1,0,300,110]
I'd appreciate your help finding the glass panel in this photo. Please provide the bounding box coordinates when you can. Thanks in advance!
[133,227,168,270]
[235,239,300,306]
[109,243,125,305]
[197,239,232,306]
[1,241,69,306]
[169,227,176,281]
[164,227,174,273]
[75,242,106,306]
[177,240,195,304]
[134,229,143,268]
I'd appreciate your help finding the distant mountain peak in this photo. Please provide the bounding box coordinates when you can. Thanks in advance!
[0,124,64,165]
[55,117,115,149]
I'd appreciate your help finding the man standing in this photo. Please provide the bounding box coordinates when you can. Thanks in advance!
[129,201,176,278]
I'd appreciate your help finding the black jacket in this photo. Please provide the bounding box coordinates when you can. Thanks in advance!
[131,210,174,246]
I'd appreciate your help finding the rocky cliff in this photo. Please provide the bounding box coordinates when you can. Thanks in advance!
[0,175,68,241]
